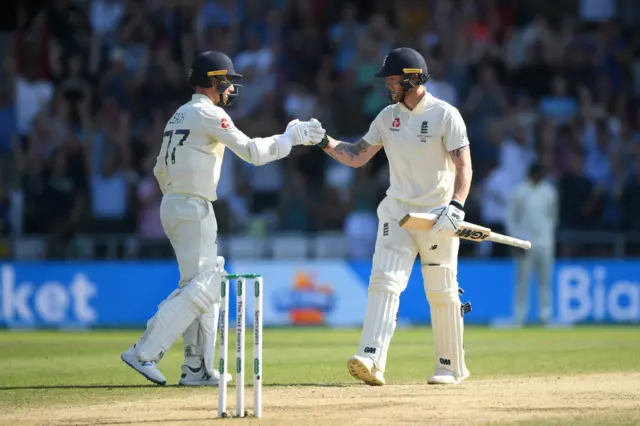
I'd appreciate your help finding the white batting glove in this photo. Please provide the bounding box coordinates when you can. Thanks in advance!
[286,119,300,132]
[431,202,465,234]
[284,119,326,146]
[284,119,301,145]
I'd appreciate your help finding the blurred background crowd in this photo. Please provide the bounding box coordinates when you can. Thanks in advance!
[2,0,640,260]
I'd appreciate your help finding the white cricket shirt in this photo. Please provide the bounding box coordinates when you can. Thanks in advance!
[506,180,558,248]
[363,92,469,207]
[153,94,256,202]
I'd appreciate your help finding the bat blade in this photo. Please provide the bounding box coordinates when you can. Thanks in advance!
[399,213,531,249]
[398,213,438,231]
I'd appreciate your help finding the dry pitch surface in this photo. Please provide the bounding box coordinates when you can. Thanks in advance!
[3,373,639,425]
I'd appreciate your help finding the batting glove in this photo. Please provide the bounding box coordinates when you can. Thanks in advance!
[431,201,465,234]
[285,118,300,132]
[284,119,326,146]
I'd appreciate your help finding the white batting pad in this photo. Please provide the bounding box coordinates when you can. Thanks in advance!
[182,257,226,373]
[136,265,223,362]
[136,288,201,362]
[182,306,219,375]
[199,307,219,375]
[182,319,200,367]
[371,246,413,292]
[422,265,468,379]
[357,247,411,372]
[357,288,400,372]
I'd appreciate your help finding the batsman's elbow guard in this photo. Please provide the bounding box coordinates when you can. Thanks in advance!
[248,134,292,166]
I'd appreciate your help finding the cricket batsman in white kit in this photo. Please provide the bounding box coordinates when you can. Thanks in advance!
[121,51,326,386]
[313,48,473,385]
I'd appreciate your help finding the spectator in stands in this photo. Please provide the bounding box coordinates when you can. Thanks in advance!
[136,154,166,258]
[425,59,458,107]
[278,171,316,233]
[462,63,509,161]
[3,1,640,260]
[478,158,512,258]
[329,3,363,74]
[0,86,17,184]
[558,149,599,230]
[343,166,378,260]
[539,74,578,125]
[622,154,640,231]
[0,182,11,237]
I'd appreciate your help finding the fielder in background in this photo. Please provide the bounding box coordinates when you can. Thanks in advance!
[506,163,559,326]
[311,47,473,385]
[121,51,325,386]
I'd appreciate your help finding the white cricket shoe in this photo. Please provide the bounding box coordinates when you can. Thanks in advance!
[427,368,470,385]
[178,363,233,386]
[121,346,167,386]
[347,355,386,386]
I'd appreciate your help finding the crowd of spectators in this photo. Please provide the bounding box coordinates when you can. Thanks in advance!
[1,0,640,259]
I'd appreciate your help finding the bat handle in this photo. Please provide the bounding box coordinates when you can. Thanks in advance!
[488,232,531,249]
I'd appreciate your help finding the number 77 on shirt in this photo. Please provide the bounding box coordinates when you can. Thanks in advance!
[399,213,532,249]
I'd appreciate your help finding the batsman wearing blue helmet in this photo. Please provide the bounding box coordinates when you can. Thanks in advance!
[312,47,474,385]
[121,51,325,386]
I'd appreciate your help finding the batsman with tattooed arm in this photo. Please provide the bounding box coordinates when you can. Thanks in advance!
[309,47,474,385]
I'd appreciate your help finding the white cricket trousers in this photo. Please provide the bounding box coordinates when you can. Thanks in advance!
[160,194,219,287]
[514,244,554,324]
[354,196,466,374]
[374,196,460,274]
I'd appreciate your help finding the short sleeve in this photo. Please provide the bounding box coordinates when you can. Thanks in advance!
[443,107,469,152]
[362,112,383,146]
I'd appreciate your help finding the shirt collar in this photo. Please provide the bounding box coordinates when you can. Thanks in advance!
[192,93,214,105]
[398,91,434,114]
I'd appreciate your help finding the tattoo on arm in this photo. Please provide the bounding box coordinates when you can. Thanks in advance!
[450,145,472,204]
[335,139,370,159]
[451,146,468,158]
[328,139,370,160]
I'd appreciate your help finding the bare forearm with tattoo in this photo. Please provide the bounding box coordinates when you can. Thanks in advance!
[321,136,381,168]
[450,146,473,205]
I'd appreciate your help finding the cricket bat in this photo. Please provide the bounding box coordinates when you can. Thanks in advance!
[399,213,532,250]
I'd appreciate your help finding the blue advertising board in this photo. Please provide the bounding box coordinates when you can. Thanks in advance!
[0,259,638,329]
[0,262,179,328]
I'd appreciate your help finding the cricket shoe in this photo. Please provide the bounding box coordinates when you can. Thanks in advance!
[347,355,386,386]
[121,345,167,386]
[178,363,233,386]
[427,368,470,385]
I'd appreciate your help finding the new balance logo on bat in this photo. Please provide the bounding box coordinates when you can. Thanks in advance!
[455,228,489,240]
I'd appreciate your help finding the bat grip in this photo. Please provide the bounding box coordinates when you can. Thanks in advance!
[488,232,531,249]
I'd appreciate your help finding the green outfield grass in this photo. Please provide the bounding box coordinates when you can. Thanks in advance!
[1,326,639,425]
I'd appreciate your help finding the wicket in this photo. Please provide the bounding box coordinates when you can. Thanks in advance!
[218,273,263,418]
